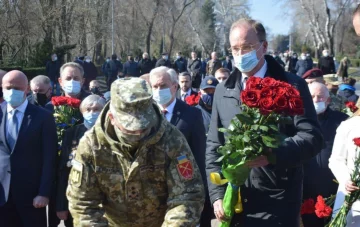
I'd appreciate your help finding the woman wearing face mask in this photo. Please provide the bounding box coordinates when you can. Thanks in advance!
[295,53,313,77]
[55,95,106,226]
[196,76,219,133]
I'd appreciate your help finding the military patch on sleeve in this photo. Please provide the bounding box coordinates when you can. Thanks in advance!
[176,155,193,181]
[70,160,83,187]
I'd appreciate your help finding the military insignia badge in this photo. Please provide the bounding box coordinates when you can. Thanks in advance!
[176,155,193,180]
[70,160,83,187]
[207,79,213,85]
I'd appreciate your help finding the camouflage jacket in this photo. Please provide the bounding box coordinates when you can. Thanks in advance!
[66,103,205,227]
[329,92,346,112]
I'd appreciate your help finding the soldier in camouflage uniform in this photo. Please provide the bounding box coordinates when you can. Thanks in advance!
[325,79,346,112]
[66,77,205,227]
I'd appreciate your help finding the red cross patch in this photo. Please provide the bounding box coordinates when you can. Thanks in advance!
[176,155,193,180]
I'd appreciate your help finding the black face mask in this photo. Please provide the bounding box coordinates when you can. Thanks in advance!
[90,87,100,95]
[0,87,3,98]
[34,93,48,107]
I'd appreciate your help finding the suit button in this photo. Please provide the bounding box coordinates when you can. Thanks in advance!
[244,199,248,203]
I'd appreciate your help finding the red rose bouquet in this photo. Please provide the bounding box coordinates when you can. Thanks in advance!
[185,93,200,106]
[210,76,304,227]
[328,138,360,226]
[343,101,359,116]
[52,96,81,148]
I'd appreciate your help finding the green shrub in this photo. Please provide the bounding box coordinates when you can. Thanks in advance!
[22,67,46,80]
[349,59,360,67]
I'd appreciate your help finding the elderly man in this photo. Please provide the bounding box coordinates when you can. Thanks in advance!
[58,62,90,101]
[206,18,323,227]
[187,51,202,89]
[0,70,57,227]
[206,52,222,76]
[215,68,230,83]
[46,53,61,96]
[149,66,211,225]
[66,77,204,226]
[138,52,153,74]
[177,72,197,101]
[27,75,54,112]
[88,80,103,96]
[302,68,325,84]
[0,69,7,110]
[318,50,335,75]
[302,82,348,227]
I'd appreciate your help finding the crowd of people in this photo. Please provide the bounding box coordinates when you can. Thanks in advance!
[1,5,360,227]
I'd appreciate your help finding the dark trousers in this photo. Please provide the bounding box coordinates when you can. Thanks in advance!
[106,76,117,91]
[0,192,47,227]
[48,195,60,227]
[200,193,214,227]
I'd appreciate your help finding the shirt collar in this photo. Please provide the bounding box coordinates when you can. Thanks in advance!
[161,98,176,114]
[7,99,28,114]
[182,89,192,96]
[242,60,268,83]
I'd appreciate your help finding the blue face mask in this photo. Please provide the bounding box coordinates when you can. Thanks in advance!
[83,112,100,129]
[234,43,264,73]
[153,88,172,105]
[3,89,25,107]
[62,80,81,96]
[201,93,214,107]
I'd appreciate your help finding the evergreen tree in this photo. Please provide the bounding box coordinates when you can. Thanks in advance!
[200,0,216,52]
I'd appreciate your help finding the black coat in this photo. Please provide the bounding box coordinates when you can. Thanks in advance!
[302,108,348,227]
[289,57,298,73]
[295,59,313,77]
[318,56,335,74]
[138,58,153,74]
[174,57,188,73]
[187,58,202,88]
[46,60,61,82]
[123,61,140,77]
[155,58,171,68]
[206,55,323,227]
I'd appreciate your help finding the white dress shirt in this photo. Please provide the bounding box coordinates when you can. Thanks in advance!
[329,116,360,217]
[181,89,192,101]
[6,99,28,137]
[160,98,176,122]
[242,60,268,89]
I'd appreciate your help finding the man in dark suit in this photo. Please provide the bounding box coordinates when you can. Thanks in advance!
[149,66,211,226]
[176,72,198,101]
[0,70,58,227]
[206,19,323,227]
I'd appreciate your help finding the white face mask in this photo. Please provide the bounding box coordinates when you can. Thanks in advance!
[301,55,306,60]
[153,88,172,105]
[323,53,329,57]
[63,80,81,96]
[85,59,91,63]
[314,101,326,114]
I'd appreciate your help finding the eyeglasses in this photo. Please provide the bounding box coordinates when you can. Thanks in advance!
[228,42,262,56]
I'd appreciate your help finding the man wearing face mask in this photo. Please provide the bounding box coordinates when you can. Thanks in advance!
[57,62,90,102]
[0,70,58,227]
[67,77,205,226]
[123,54,140,77]
[27,75,54,112]
[196,76,218,133]
[83,56,98,90]
[215,68,230,83]
[46,53,61,96]
[174,52,188,73]
[138,52,153,74]
[318,49,335,75]
[302,82,348,227]
[56,95,106,226]
[88,80,103,97]
[295,53,313,77]
[206,18,323,227]
[149,67,210,226]
[288,52,298,74]
[155,52,172,68]
[187,52,202,89]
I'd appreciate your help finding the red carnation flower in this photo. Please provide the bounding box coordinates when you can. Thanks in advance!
[301,198,315,215]
[185,93,200,106]
[315,196,332,218]
[246,77,263,90]
[345,101,359,113]
[241,90,261,108]
[353,138,360,147]
[288,97,304,116]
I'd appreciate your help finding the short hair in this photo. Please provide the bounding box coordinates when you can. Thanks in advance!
[30,75,51,86]
[179,72,191,80]
[111,54,117,60]
[149,66,178,84]
[60,62,84,77]
[353,3,360,17]
[345,77,357,87]
[215,68,230,76]
[80,94,106,113]
[230,18,267,42]
[89,80,100,86]
[308,82,330,99]
[143,52,149,58]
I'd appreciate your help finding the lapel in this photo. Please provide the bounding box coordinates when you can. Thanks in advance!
[170,99,182,126]
[11,104,33,154]
[0,105,10,154]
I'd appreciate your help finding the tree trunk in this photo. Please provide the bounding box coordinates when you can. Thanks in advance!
[145,0,160,55]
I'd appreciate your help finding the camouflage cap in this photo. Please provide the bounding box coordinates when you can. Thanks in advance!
[110,77,157,131]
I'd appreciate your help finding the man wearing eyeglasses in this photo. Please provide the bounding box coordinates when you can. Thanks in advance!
[206,18,323,227]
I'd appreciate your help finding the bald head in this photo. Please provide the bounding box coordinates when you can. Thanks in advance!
[2,70,29,107]
[308,81,330,104]
[0,69,7,87]
[211,52,217,60]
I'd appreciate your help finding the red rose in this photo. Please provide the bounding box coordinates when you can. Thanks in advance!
[246,77,263,90]
[185,94,200,106]
[274,96,289,113]
[241,90,261,108]
[301,198,315,215]
[273,87,287,97]
[51,96,68,106]
[345,101,359,113]
[67,98,81,108]
[288,97,304,116]
[258,97,275,115]
[353,138,360,147]
[260,87,273,98]
[279,81,292,88]
[260,77,280,88]
[284,87,300,98]
[315,196,332,218]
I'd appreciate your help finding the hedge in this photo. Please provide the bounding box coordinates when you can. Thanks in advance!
[0,67,46,80]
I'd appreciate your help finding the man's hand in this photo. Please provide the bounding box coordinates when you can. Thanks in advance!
[213,199,227,222]
[33,196,49,208]
[345,180,359,194]
[57,211,69,220]
[246,155,269,168]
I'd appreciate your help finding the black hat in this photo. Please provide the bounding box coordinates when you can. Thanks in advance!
[200,76,219,90]
[161,52,168,56]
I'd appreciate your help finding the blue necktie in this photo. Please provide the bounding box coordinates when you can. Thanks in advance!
[7,109,19,150]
